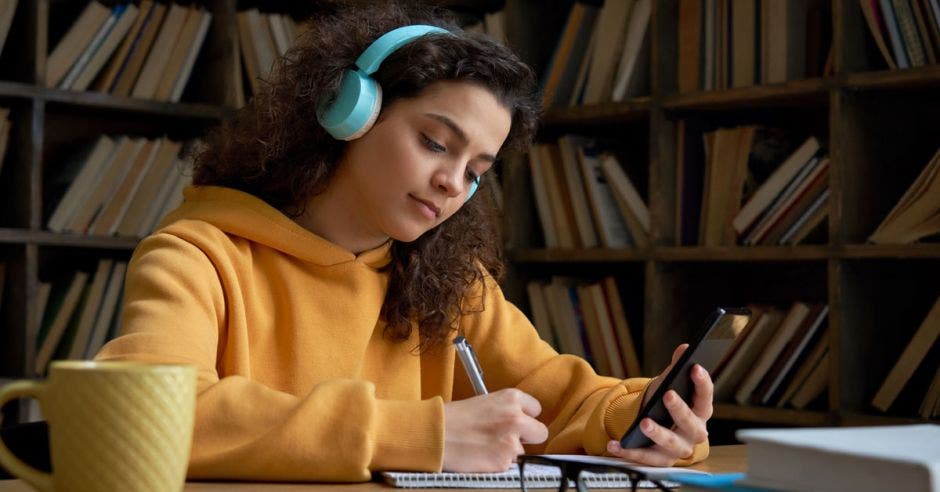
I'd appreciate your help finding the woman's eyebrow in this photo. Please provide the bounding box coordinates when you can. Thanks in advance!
[423,113,497,163]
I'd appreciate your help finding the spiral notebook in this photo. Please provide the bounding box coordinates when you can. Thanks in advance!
[381,455,707,489]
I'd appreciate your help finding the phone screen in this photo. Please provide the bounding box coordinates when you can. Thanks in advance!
[619,307,751,448]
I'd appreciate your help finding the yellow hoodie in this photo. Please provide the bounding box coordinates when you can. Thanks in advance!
[96,185,707,481]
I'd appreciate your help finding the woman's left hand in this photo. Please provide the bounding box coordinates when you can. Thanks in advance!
[605,344,713,466]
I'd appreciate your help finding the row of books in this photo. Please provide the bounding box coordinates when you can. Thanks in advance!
[0,0,14,59]
[236,8,304,104]
[529,137,650,249]
[47,1,212,102]
[679,125,830,247]
[0,107,11,177]
[45,135,192,238]
[35,260,128,374]
[526,276,641,379]
[869,147,940,244]
[872,296,939,418]
[713,302,830,409]
[541,0,651,109]
[861,0,940,70]
[677,0,832,93]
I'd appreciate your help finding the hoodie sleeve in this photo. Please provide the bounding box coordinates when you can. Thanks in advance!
[458,274,709,465]
[95,232,444,482]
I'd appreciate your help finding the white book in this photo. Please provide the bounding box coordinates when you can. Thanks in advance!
[599,154,649,233]
[46,1,111,87]
[738,424,940,492]
[527,147,558,248]
[578,146,632,248]
[131,3,188,99]
[268,12,291,56]
[556,136,598,248]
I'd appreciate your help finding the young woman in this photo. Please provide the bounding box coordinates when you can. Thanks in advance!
[96,2,712,481]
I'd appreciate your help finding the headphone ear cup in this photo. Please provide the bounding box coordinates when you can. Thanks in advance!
[465,179,479,203]
[317,69,383,140]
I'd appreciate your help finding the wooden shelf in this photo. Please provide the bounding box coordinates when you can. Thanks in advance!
[661,78,829,111]
[837,411,935,426]
[41,88,229,120]
[542,98,652,127]
[840,243,940,259]
[843,65,940,91]
[508,247,650,263]
[714,404,832,426]
[0,80,39,99]
[655,246,830,262]
[0,228,139,250]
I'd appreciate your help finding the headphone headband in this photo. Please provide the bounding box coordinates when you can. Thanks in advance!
[356,25,449,74]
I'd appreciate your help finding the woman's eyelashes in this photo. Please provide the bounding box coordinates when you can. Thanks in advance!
[420,132,483,184]
[420,133,447,153]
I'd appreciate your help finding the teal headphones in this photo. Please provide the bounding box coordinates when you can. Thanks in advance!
[317,24,480,202]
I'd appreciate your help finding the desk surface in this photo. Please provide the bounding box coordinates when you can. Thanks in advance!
[0,445,747,491]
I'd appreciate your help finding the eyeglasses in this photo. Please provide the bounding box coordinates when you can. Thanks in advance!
[516,455,674,492]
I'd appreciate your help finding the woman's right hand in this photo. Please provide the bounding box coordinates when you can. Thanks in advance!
[442,388,549,472]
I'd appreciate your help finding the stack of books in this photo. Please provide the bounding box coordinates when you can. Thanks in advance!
[712,302,830,409]
[236,8,303,104]
[529,136,649,249]
[860,0,940,70]
[45,135,193,238]
[47,1,212,102]
[34,260,128,374]
[526,276,641,378]
[0,107,10,177]
[540,0,652,108]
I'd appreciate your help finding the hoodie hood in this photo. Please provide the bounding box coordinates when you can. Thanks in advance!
[159,185,392,269]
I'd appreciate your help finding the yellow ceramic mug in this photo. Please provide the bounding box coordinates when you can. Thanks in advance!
[0,361,196,492]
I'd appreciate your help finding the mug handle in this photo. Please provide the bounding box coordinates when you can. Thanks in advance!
[0,381,53,492]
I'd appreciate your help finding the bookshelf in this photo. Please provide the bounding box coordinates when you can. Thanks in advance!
[500,0,939,430]
[0,0,503,423]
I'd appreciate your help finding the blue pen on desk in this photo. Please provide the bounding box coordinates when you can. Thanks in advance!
[453,336,488,395]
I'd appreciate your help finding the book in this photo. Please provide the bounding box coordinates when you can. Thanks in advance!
[777,188,829,245]
[557,136,599,248]
[114,138,183,237]
[34,271,90,374]
[382,455,701,489]
[88,139,158,235]
[541,2,599,108]
[527,147,558,248]
[153,6,202,101]
[677,0,702,94]
[599,154,649,248]
[581,0,634,104]
[94,0,153,92]
[168,10,212,102]
[540,144,577,249]
[734,302,812,405]
[526,281,556,348]
[578,145,633,248]
[881,0,913,68]
[46,1,111,88]
[66,259,114,359]
[730,0,757,88]
[869,148,940,244]
[0,0,16,58]
[919,364,940,418]
[610,0,651,101]
[862,0,900,69]
[131,3,188,99]
[601,277,641,377]
[69,3,140,92]
[576,284,612,375]
[737,424,940,492]
[713,308,783,401]
[789,349,830,409]
[762,0,808,83]
[46,136,118,232]
[776,324,830,407]
[84,261,127,359]
[732,136,821,235]
[753,304,829,406]
[872,296,940,412]
[66,137,146,234]
[112,2,168,96]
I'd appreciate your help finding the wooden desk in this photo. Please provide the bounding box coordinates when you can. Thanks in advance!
[0,445,747,491]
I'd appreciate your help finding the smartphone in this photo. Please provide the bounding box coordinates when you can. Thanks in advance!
[620,307,752,448]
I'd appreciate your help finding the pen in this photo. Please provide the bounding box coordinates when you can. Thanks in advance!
[453,335,488,395]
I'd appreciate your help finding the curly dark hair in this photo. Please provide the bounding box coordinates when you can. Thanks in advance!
[192,2,541,351]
